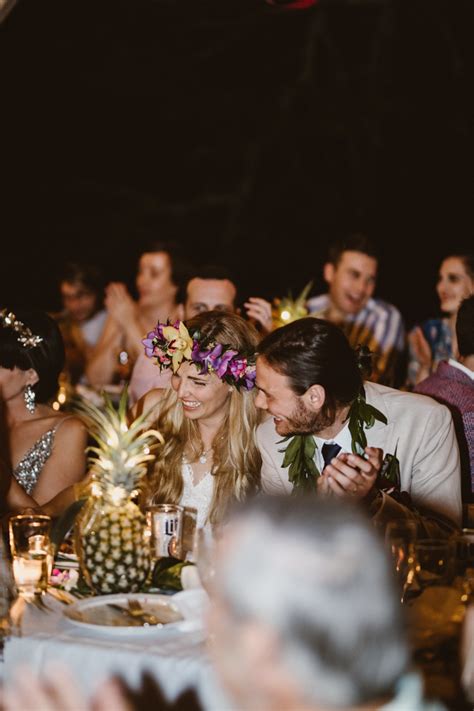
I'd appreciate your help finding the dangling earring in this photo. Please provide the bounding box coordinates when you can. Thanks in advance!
[24,384,36,414]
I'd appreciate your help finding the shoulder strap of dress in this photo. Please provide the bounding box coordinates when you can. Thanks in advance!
[52,415,79,434]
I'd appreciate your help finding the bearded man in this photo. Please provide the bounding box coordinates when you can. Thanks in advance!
[255,318,462,534]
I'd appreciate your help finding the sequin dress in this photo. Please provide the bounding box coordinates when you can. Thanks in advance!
[13,425,59,495]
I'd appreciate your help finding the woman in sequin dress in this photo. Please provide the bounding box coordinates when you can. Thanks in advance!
[0,309,87,506]
[136,311,262,530]
[407,254,474,387]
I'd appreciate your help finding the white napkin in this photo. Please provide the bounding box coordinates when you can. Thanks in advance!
[173,588,209,622]
[181,564,202,591]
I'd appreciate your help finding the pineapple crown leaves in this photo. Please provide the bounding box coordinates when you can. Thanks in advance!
[272,281,313,327]
[73,387,163,495]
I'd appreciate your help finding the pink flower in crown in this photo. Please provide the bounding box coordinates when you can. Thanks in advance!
[229,357,248,380]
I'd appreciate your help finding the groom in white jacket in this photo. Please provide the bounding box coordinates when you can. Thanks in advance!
[255,318,462,534]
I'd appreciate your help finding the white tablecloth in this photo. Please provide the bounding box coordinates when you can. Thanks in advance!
[3,592,231,710]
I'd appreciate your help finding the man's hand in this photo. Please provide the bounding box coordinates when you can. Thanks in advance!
[322,446,383,499]
[243,297,273,334]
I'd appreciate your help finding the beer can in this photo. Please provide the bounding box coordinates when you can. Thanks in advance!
[146,504,184,559]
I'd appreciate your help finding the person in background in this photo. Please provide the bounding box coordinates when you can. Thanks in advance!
[209,495,444,711]
[307,233,406,387]
[0,309,87,505]
[415,295,474,508]
[407,253,474,388]
[255,317,462,535]
[129,264,272,405]
[55,262,107,385]
[86,240,185,389]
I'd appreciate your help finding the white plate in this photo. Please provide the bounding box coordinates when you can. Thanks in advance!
[63,593,200,636]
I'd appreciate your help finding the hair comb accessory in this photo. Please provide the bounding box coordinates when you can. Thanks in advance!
[142,320,256,391]
[0,309,43,348]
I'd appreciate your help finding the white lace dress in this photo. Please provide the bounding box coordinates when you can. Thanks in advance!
[180,463,214,530]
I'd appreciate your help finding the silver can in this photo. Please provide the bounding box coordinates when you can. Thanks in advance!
[146,504,184,559]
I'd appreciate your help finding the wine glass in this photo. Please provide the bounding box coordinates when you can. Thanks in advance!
[385,519,418,603]
[415,539,454,590]
[195,527,218,595]
[452,529,474,600]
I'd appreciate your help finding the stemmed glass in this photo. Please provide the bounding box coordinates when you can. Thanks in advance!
[385,519,418,603]
[195,527,218,595]
[415,539,454,590]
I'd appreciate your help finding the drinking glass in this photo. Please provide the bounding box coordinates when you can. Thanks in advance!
[195,527,217,594]
[385,519,418,602]
[9,515,53,598]
[146,504,184,561]
[452,529,474,599]
[415,539,454,589]
[181,507,198,562]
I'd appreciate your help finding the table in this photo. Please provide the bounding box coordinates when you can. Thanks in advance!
[2,591,230,710]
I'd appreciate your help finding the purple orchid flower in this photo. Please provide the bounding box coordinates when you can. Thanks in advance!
[243,365,257,390]
[142,331,160,358]
[214,349,238,378]
[192,343,225,373]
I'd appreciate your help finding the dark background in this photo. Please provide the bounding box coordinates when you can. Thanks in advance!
[1,0,473,328]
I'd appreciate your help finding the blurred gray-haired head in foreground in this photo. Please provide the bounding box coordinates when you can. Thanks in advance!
[209,496,409,711]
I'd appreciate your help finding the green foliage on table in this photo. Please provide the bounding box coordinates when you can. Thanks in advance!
[151,557,194,592]
[50,499,86,554]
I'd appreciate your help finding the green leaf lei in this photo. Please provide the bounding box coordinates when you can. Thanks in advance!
[278,388,388,494]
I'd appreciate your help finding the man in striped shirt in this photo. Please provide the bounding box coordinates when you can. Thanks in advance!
[307,234,406,386]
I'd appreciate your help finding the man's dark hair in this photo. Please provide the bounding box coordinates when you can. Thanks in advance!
[258,318,363,422]
[456,295,474,357]
[327,233,379,267]
[178,264,238,304]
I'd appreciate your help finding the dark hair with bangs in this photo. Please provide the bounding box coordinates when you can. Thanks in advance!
[0,310,65,403]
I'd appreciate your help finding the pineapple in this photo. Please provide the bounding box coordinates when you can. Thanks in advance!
[272,281,313,329]
[74,390,162,594]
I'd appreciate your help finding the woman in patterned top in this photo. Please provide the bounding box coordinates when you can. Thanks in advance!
[407,254,474,387]
[0,309,87,506]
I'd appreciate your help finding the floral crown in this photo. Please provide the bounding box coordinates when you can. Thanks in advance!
[0,309,43,349]
[142,320,257,391]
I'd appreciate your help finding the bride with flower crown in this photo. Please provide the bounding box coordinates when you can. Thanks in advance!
[134,311,262,529]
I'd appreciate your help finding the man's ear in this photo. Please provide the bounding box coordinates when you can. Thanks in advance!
[323,262,335,285]
[302,384,325,412]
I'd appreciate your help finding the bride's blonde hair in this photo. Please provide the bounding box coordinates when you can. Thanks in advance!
[146,311,262,525]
